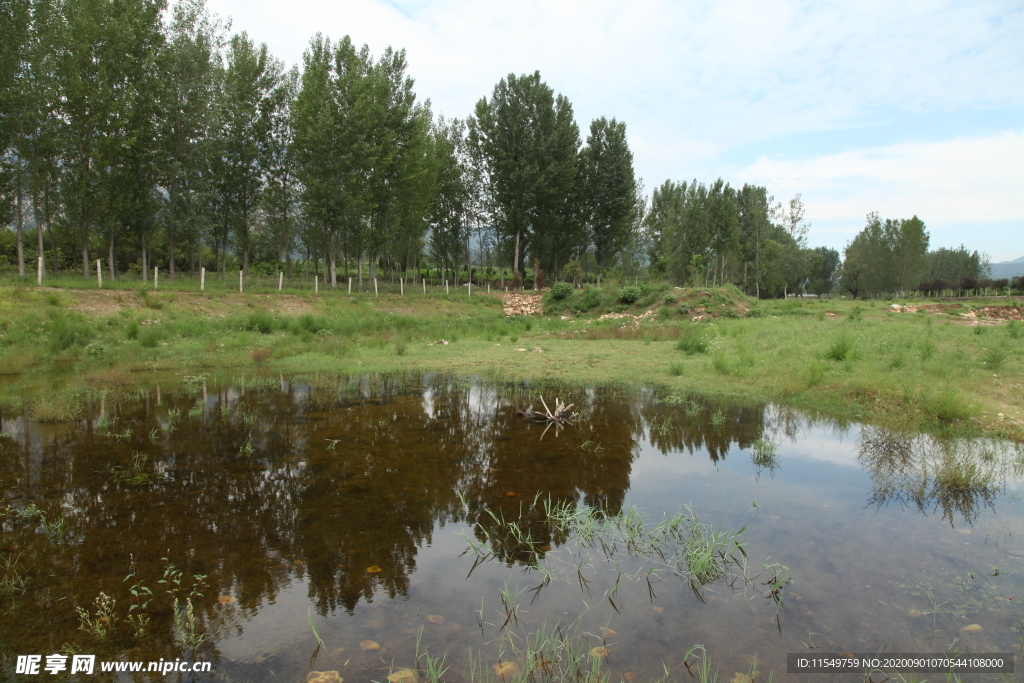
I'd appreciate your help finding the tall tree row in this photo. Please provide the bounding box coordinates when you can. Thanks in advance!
[10,0,941,298]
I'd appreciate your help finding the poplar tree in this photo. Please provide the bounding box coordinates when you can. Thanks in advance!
[580,117,637,269]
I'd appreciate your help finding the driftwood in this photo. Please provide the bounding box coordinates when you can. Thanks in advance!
[517,396,577,439]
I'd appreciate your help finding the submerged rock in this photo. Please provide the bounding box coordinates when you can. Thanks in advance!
[960,624,983,633]
[590,646,610,658]
[359,640,380,651]
[307,672,343,683]
[387,669,416,683]
[217,595,237,605]
[426,614,445,624]
[906,609,922,618]
[732,674,754,683]
[493,661,518,678]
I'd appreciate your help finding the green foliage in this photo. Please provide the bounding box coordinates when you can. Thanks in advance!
[922,389,976,425]
[619,285,641,303]
[981,345,1007,371]
[246,310,274,334]
[47,312,94,351]
[676,327,710,355]
[824,334,853,361]
[138,326,162,348]
[549,282,573,301]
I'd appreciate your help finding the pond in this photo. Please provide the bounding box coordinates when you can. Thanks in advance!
[1,374,1022,682]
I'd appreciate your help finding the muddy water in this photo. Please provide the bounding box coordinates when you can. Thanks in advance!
[0,374,1022,682]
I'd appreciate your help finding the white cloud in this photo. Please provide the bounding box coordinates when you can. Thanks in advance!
[203,0,1023,253]
[738,130,1024,225]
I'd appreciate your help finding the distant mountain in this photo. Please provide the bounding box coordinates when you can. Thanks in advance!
[990,255,1024,279]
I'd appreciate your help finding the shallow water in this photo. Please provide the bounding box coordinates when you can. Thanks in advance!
[1,374,1022,682]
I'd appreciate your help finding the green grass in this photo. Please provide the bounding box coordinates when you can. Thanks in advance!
[0,284,1022,441]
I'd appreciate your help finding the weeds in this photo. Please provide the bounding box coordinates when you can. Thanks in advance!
[751,437,780,469]
[77,592,117,640]
[981,345,1007,371]
[0,552,27,598]
[825,334,853,362]
[112,451,157,485]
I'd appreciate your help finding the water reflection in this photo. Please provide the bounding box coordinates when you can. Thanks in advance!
[0,375,1021,680]
[859,426,1023,525]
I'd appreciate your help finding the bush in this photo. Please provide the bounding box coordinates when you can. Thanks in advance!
[47,312,94,351]
[824,334,853,362]
[577,288,602,311]
[619,286,642,304]
[746,306,766,318]
[981,345,1007,371]
[663,293,677,304]
[922,390,976,425]
[550,282,573,300]
[246,310,274,334]
[676,327,710,355]
[138,327,162,348]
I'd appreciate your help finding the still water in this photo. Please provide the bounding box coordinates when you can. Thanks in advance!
[1,374,1022,682]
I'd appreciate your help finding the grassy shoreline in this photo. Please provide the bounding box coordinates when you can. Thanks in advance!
[0,282,1022,442]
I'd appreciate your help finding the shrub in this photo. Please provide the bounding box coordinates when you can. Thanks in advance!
[668,361,685,376]
[47,313,94,351]
[676,327,710,355]
[824,334,853,362]
[619,286,642,304]
[251,347,270,363]
[577,288,602,311]
[663,293,677,305]
[550,282,573,300]
[746,306,766,318]
[246,311,274,334]
[922,390,976,425]
[138,327,161,348]
[981,345,1007,371]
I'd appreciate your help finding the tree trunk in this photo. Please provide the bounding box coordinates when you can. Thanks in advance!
[141,233,148,282]
[513,230,521,279]
[16,170,24,277]
[168,185,176,277]
[81,222,90,278]
[108,229,116,280]
[34,188,44,279]
[46,189,59,275]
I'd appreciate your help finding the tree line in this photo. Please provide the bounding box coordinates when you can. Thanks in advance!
[1,0,1004,298]
[0,0,644,288]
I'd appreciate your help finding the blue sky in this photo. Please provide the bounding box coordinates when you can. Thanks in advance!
[206,0,1024,262]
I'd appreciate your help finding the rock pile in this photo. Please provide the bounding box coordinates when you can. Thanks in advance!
[502,293,543,316]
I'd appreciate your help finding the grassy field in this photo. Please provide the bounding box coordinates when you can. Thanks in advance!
[0,278,1021,442]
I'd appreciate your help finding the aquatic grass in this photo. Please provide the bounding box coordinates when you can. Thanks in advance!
[751,437,780,469]
[0,552,27,598]
[682,645,719,683]
[77,592,118,640]
[29,392,84,421]
[112,452,157,485]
